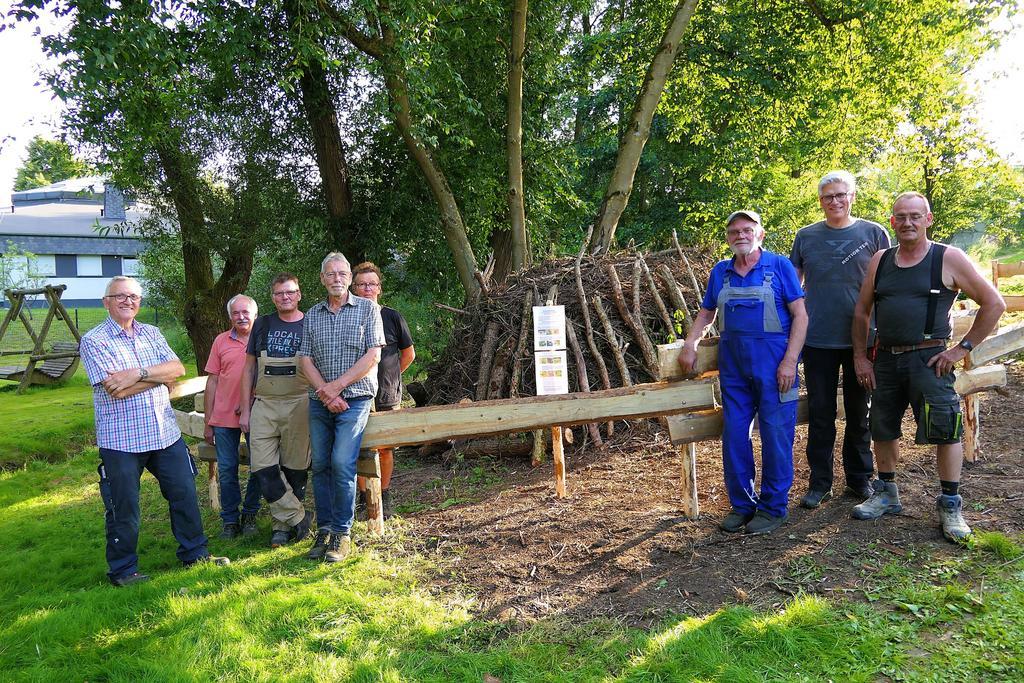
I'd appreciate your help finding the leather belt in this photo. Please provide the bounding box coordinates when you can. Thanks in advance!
[880,339,947,354]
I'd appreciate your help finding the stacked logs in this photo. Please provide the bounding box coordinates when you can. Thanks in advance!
[422,240,718,436]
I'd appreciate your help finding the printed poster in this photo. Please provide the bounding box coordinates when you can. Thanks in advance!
[533,305,567,351]
[534,350,569,395]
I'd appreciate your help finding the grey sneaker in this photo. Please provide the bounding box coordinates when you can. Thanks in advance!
[719,509,755,533]
[307,529,331,560]
[382,489,395,520]
[937,494,972,543]
[240,513,258,537]
[219,523,241,540]
[852,480,902,520]
[325,534,352,563]
[745,510,788,535]
[800,489,833,509]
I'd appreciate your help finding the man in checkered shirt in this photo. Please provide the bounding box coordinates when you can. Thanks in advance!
[81,276,228,587]
[298,253,385,563]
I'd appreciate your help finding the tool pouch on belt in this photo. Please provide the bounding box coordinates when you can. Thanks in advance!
[923,399,963,443]
[255,351,308,399]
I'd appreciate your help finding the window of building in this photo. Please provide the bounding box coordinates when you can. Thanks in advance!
[77,255,103,277]
[28,254,57,277]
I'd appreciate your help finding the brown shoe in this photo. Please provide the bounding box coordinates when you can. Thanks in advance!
[325,534,352,563]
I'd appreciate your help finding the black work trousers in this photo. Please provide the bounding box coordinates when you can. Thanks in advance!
[803,346,874,492]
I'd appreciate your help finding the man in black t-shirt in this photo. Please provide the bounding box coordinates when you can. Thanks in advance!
[239,273,313,547]
[351,262,415,519]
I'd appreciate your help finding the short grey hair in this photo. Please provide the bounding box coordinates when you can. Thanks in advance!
[321,252,350,273]
[892,191,931,213]
[226,294,257,315]
[818,170,857,195]
[104,276,142,296]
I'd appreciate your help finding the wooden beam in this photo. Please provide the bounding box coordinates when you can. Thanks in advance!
[169,375,209,400]
[1003,295,1024,313]
[994,260,1024,278]
[668,393,847,445]
[360,379,718,450]
[656,338,719,380]
[176,410,206,438]
[954,364,1006,396]
[970,323,1024,367]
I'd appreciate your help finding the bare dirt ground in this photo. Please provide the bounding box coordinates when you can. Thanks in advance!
[390,364,1024,626]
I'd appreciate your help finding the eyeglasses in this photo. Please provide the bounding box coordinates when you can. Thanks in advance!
[820,192,849,203]
[323,270,351,281]
[273,289,300,298]
[105,293,141,303]
[354,282,380,290]
[893,213,926,223]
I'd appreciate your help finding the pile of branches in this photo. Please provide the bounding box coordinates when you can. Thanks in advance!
[422,237,718,419]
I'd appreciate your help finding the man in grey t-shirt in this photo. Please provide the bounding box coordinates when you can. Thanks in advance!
[790,170,890,509]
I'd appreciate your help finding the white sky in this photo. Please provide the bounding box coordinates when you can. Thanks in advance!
[1,9,1022,207]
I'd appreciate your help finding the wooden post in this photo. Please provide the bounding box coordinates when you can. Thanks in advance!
[962,354,980,463]
[208,462,221,511]
[357,450,384,536]
[365,478,384,536]
[552,426,566,498]
[679,443,698,518]
[991,260,999,290]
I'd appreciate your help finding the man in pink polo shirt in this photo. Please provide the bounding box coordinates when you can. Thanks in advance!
[205,294,263,539]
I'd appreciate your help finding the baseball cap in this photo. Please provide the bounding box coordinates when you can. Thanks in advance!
[725,210,761,227]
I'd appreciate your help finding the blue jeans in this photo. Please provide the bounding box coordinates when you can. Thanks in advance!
[213,426,262,525]
[98,437,209,580]
[309,396,372,535]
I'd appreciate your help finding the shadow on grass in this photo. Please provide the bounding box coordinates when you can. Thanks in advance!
[0,453,889,681]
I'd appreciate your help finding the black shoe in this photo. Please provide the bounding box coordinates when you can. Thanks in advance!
[240,513,258,537]
[382,489,394,520]
[745,510,788,535]
[291,510,314,543]
[800,489,833,509]
[307,529,331,560]
[182,554,231,568]
[270,530,291,548]
[355,491,368,522]
[845,482,874,500]
[720,509,755,533]
[110,572,151,587]
[219,523,241,540]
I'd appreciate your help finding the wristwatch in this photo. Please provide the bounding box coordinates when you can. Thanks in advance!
[957,339,974,352]
[139,367,150,381]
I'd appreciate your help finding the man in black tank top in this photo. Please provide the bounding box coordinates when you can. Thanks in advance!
[850,192,1004,543]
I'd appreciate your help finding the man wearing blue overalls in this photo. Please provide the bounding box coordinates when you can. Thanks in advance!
[679,210,808,535]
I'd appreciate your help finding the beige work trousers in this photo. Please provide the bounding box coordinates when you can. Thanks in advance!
[249,395,311,530]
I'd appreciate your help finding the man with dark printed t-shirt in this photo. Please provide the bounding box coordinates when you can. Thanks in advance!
[239,273,314,548]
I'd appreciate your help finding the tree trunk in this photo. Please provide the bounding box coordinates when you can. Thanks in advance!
[156,144,253,371]
[284,0,357,258]
[507,0,530,272]
[588,0,701,253]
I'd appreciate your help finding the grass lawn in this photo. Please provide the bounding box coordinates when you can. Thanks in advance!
[1,381,1023,680]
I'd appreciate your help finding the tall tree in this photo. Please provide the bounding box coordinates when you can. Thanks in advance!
[506,0,531,273]
[13,136,88,191]
[587,0,700,253]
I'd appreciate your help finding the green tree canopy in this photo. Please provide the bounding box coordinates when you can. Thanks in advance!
[13,136,88,191]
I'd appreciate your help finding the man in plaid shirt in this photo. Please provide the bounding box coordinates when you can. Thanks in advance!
[81,276,228,587]
[299,253,385,563]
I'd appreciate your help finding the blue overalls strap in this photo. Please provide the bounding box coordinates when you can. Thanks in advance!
[716,268,784,334]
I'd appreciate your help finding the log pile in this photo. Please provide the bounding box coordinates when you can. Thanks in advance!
[422,242,718,410]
